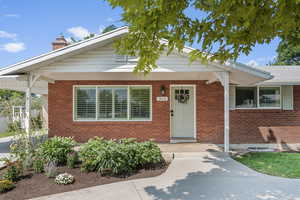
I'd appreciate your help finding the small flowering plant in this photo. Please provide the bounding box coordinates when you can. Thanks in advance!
[55,173,74,185]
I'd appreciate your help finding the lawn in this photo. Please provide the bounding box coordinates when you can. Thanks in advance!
[0,132,15,138]
[233,152,300,178]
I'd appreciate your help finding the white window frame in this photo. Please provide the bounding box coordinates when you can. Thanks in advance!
[73,85,152,122]
[235,86,281,109]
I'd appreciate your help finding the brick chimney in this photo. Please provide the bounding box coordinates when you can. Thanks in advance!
[52,35,68,50]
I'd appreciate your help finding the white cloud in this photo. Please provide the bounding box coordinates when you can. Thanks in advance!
[67,26,90,39]
[3,14,20,18]
[246,60,259,67]
[0,30,17,40]
[2,42,26,53]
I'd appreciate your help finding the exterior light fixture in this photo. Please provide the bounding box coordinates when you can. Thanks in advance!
[160,85,166,95]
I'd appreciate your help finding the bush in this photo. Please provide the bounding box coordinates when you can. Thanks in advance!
[3,161,23,182]
[44,161,58,178]
[10,131,46,170]
[7,121,22,133]
[37,137,76,164]
[0,180,15,193]
[79,137,163,175]
[33,158,44,173]
[55,173,74,185]
[67,151,78,168]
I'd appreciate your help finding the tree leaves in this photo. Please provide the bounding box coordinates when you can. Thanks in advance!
[105,0,300,73]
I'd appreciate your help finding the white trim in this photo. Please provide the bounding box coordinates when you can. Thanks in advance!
[73,85,152,122]
[169,84,197,141]
[235,85,282,110]
[0,27,272,84]
[0,26,129,76]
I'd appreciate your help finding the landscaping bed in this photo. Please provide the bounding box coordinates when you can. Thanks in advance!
[232,152,300,178]
[0,162,168,200]
[0,135,168,199]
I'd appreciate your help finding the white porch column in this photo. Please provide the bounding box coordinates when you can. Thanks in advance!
[214,71,230,152]
[24,74,32,134]
[24,73,40,135]
[223,72,230,152]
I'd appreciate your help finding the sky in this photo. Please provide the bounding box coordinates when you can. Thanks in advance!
[0,0,280,68]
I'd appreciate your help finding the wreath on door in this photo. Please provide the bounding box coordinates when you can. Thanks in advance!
[175,89,190,104]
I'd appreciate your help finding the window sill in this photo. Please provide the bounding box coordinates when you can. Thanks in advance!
[231,108,285,113]
[73,119,152,122]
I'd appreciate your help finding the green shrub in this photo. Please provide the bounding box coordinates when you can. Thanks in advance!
[44,161,58,178]
[0,180,15,193]
[37,137,76,164]
[33,158,44,173]
[7,121,22,133]
[3,161,23,182]
[79,137,163,175]
[10,131,46,170]
[67,151,78,168]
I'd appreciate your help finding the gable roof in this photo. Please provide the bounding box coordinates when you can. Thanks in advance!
[0,26,272,82]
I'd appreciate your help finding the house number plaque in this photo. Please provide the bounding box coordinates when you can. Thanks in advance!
[156,96,168,102]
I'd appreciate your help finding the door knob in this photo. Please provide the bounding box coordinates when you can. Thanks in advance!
[170,110,174,117]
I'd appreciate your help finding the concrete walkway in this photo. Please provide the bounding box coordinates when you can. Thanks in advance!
[34,151,300,200]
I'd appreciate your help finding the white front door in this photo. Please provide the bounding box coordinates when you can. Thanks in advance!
[171,86,195,138]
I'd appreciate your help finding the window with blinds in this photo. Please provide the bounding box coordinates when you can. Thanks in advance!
[74,87,96,120]
[74,86,151,121]
[130,87,150,119]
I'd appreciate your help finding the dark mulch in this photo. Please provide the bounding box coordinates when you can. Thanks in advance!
[0,162,169,200]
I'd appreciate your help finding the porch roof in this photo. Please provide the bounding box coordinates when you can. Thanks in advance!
[254,66,300,85]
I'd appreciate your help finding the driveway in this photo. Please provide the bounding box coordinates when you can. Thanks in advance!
[0,136,12,167]
[34,151,300,200]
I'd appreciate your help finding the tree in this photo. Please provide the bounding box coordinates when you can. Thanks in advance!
[102,25,118,33]
[69,25,118,44]
[70,33,96,43]
[105,0,300,73]
[273,40,300,65]
[0,90,24,101]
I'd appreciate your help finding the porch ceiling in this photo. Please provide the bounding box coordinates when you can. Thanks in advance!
[0,75,48,95]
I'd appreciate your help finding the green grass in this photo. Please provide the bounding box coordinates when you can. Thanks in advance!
[0,131,16,138]
[233,152,300,178]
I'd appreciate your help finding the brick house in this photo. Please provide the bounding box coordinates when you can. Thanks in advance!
[0,27,299,152]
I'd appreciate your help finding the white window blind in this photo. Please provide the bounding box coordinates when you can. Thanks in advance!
[74,87,96,120]
[98,88,113,119]
[114,88,128,119]
[74,86,151,121]
[130,87,151,119]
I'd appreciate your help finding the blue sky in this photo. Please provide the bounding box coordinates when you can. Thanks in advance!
[0,0,280,68]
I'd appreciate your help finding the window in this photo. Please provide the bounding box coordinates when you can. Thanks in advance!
[259,87,281,108]
[235,86,281,109]
[74,87,96,120]
[74,86,151,121]
[130,87,150,119]
[236,87,257,108]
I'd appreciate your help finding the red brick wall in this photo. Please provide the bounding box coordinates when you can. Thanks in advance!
[230,86,300,144]
[48,81,300,144]
[48,80,224,143]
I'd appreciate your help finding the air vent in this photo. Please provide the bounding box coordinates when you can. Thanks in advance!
[115,54,138,63]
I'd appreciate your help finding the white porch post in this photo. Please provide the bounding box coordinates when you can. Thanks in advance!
[223,72,230,152]
[214,71,230,152]
[24,74,32,134]
[24,72,40,135]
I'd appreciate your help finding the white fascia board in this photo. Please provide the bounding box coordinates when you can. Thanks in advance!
[0,27,129,76]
